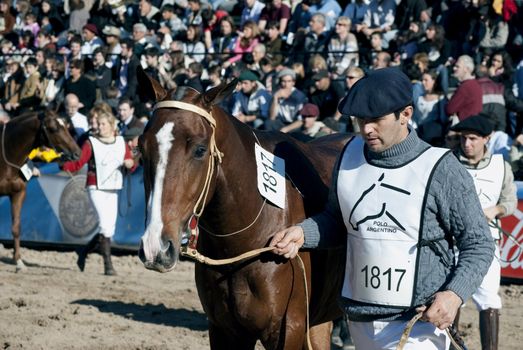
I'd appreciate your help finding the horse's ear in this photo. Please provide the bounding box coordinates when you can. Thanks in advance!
[137,66,168,102]
[201,78,238,108]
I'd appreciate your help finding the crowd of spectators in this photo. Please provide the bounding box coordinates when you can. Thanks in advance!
[1,0,523,177]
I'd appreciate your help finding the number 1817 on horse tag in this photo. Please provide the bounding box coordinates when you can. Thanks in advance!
[255,144,286,209]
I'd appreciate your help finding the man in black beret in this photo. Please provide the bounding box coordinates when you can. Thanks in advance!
[452,115,516,350]
[270,67,494,349]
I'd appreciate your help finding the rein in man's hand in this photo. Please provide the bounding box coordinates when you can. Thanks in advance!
[416,290,463,330]
[269,226,305,259]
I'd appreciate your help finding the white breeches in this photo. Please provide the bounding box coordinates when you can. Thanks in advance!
[87,186,119,238]
[471,244,502,311]
[348,319,450,350]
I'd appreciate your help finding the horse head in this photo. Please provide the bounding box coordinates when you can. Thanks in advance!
[137,67,237,272]
[39,110,81,160]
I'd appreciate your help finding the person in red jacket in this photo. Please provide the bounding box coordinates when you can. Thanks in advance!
[446,55,483,121]
[61,112,135,275]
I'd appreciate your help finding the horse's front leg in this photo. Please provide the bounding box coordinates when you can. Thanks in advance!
[10,188,26,272]
[209,322,256,350]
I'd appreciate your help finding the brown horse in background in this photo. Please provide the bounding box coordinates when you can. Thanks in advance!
[0,111,81,271]
[137,68,351,349]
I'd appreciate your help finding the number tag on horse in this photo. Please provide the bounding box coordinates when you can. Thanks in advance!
[255,144,286,209]
[20,163,34,181]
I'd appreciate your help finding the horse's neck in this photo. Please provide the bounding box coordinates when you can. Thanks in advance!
[2,116,40,166]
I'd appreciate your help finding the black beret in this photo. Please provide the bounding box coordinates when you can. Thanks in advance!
[450,115,493,137]
[338,67,413,119]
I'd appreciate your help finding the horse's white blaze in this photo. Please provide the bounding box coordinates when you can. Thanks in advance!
[141,122,175,261]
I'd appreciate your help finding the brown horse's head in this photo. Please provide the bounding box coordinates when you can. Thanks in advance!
[40,110,81,160]
[137,67,236,272]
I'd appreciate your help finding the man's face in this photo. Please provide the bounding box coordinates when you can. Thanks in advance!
[118,103,134,122]
[356,110,410,153]
[133,28,145,41]
[65,98,79,117]
[94,52,105,66]
[279,75,295,89]
[83,29,95,41]
[121,44,131,58]
[146,55,157,67]
[374,52,389,69]
[139,0,151,16]
[314,77,329,91]
[309,17,324,34]
[240,80,257,94]
[70,42,81,56]
[303,115,317,129]
[460,132,488,160]
[453,59,469,81]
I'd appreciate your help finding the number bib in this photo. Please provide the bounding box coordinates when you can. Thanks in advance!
[337,137,448,307]
[255,143,286,209]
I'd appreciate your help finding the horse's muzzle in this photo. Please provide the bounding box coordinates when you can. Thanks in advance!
[138,240,178,273]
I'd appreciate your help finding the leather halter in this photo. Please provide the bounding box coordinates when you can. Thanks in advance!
[153,100,224,218]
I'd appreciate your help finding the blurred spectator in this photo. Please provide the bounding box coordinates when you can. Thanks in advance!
[92,47,112,100]
[205,65,223,91]
[223,20,259,68]
[132,22,150,58]
[309,69,345,122]
[40,60,65,108]
[81,23,103,55]
[241,0,265,28]
[414,70,449,146]
[0,0,16,42]
[117,98,145,135]
[22,13,39,38]
[14,57,41,113]
[209,15,236,66]
[373,51,391,69]
[264,21,283,67]
[143,46,160,82]
[287,0,312,37]
[67,0,91,34]
[327,16,359,76]
[231,69,270,129]
[308,0,342,31]
[478,6,508,60]
[183,24,206,65]
[266,68,307,132]
[102,25,122,69]
[64,93,89,138]
[64,59,96,114]
[289,102,329,141]
[118,38,140,100]
[360,32,385,67]
[160,4,186,37]
[258,0,291,35]
[184,61,204,92]
[138,0,162,31]
[1,60,24,112]
[418,24,451,70]
[394,0,427,32]
[360,0,397,46]
[185,0,205,27]
[38,0,64,34]
[248,43,266,75]
[446,55,482,121]
[342,0,369,30]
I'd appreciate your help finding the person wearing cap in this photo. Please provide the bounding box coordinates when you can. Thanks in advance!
[266,68,308,132]
[102,26,122,69]
[451,115,516,350]
[231,70,271,129]
[270,67,494,349]
[288,103,329,141]
[81,23,103,55]
[309,69,345,122]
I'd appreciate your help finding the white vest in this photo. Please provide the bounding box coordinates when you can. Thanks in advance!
[90,136,126,190]
[467,154,504,239]
[337,137,449,307]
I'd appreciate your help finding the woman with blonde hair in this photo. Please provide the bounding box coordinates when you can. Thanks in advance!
[60,112,135,276]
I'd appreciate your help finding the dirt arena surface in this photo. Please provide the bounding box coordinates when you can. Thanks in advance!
[0,245,521,350]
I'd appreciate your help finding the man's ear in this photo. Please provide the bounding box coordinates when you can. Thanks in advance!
[400,105,414,125]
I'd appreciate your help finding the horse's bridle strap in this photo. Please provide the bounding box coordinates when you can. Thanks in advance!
[153,101,216,127]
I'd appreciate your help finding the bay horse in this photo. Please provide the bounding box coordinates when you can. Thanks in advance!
[137,69,352,349]
[0,110,81,271]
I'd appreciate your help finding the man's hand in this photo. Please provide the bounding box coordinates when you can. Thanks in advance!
[483,205,502,222]
[416,290,462,330]
[269,226,305,259]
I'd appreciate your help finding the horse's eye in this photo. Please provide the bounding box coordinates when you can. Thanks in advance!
[194,145,207,159]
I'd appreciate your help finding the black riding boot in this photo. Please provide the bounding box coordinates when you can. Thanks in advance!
[101,237,116,276]
[479,308,499,350]
[76,233,102,272]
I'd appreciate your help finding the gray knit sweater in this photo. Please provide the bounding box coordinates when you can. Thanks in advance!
[300,129,495,322]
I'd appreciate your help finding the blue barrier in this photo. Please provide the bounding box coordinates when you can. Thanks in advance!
[0,163,145,250]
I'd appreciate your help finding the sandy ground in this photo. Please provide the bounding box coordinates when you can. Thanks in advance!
[0,245,521,350]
